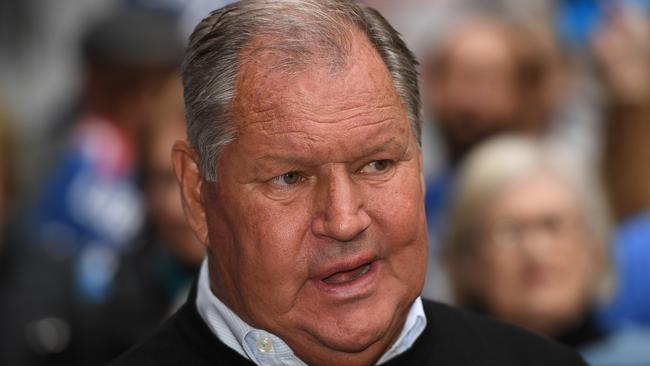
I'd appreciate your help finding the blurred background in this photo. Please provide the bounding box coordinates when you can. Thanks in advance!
[0,0,649,365]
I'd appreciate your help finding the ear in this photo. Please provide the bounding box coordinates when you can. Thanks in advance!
[417,147,425,194]
[172,140,209,246]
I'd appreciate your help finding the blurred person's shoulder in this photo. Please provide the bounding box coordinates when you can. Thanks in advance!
[108,298,254,366]
[383,299,588,366]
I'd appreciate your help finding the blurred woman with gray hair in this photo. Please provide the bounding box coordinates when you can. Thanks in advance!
[444,135,650,365]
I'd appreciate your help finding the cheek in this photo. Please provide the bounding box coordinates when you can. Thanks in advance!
[367,169,428,284]
[478,250,524,302]
[484,252,519,278]
[370,168,425,237]
[238,194,310,256]
[557,242,597,294]
[228,193,313,310]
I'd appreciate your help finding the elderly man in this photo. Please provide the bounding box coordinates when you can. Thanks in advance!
[112,1,586,365]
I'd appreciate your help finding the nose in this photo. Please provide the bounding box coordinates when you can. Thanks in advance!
[311,167,371,242]
[518,224,555,258]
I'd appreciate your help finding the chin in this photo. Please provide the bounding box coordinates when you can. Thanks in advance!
[307,294,406,354]
[311,321,386,353]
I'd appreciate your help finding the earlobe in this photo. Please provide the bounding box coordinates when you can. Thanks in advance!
[171,140,210,246]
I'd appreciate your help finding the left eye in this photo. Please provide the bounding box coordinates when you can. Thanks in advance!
[270,171,301,186]
[360,160,392,173]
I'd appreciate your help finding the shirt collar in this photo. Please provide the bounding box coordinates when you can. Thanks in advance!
[196,259,427,365]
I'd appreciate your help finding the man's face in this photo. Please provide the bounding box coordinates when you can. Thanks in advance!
[147,119,205,267]
[146,75,205,267]
[178,34,428,364]
[425,24,521,159]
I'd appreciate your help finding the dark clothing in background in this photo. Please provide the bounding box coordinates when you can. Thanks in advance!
[111,290,587,366]
[0,222,195,366]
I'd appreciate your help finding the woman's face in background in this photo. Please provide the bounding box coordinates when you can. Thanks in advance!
[472,171,599,336]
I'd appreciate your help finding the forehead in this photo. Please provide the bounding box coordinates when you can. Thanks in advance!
[231,32,407,141]
[445,24,515,71]
[490,171,578,216]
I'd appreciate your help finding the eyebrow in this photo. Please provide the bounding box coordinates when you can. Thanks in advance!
[253,137,404,166]
[358,137,402,159]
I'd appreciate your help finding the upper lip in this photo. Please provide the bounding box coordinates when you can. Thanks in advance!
[312,252,378,281]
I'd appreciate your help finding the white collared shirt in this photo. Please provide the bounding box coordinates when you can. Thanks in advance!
[195,260,427,366]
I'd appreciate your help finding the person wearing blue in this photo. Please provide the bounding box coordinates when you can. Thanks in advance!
[597,212,650,331]
[27,8,184,303]
[0,8,186,366]
[594,4,650,335]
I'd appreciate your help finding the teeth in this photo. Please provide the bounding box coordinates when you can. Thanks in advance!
[358,263,370,276]
[322,263,371,285]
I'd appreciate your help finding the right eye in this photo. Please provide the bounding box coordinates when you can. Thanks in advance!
[359,159,393,174]
[270,171,302,186]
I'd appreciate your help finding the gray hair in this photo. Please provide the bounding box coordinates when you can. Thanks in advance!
[182,0,421,181]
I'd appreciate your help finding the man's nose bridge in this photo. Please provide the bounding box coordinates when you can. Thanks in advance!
[317,167,372,241]
[323,167,360,218]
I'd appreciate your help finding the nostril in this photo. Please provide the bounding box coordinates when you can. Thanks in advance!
[324,210,371,241]
[311,208,371,241]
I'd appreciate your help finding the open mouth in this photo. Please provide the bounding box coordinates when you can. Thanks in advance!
[322,262,372,285]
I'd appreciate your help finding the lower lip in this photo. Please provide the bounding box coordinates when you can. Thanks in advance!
[313,261,378,296]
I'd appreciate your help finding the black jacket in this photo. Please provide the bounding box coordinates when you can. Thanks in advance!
[111,291,587,366]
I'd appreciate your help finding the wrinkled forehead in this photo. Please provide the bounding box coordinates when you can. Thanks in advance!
[231,31,406,133]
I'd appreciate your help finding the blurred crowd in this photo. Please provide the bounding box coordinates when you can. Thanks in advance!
[0,0,649,365]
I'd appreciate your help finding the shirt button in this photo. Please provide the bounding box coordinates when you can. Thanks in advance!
[256,336,273,353]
